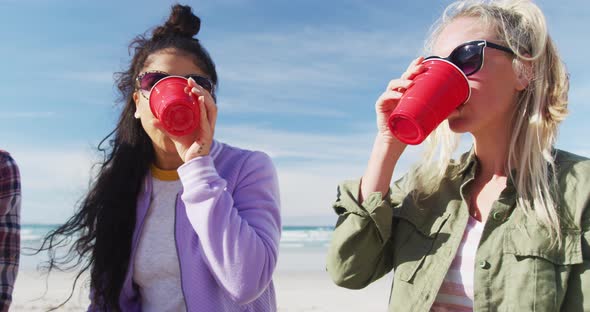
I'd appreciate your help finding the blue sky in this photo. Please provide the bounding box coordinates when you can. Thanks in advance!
[1,0,588,225]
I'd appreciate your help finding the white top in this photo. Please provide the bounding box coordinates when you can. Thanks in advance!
[431,216,484,311]
[133,171,186,312]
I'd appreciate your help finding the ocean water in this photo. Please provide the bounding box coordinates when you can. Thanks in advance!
[21,224,57,244]
[19,224,335,272]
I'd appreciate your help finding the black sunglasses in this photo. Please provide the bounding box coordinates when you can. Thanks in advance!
[136,70,215,99]
[425,40,514,76]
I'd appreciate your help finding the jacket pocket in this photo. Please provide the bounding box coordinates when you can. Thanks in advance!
[503,226,582,311]
[392,199,451,283]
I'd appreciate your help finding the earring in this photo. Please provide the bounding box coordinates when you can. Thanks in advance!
[134,111,140,119]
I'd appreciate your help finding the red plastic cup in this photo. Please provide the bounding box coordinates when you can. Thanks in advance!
[387,59,471,145]
[149,76,200,136]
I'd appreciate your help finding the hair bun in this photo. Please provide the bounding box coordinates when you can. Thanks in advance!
[152,4,201,40]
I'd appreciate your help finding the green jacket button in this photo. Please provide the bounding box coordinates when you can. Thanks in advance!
[493,211,503,221]
[479,260,490,269]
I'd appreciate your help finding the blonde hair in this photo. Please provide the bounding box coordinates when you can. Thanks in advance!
[412,0,569,245]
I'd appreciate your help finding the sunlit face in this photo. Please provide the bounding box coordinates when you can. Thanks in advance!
[433,17,525,136]
[133,48,210,155]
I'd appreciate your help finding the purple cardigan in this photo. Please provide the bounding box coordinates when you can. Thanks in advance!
[91,141,281,311]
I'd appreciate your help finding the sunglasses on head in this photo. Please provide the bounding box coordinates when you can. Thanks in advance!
[136,70,215,99]
[425,40,514,76]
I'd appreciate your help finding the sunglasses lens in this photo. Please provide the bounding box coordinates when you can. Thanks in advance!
[188,75,214,93]
[140,72,167,91]
[451,44,482,76]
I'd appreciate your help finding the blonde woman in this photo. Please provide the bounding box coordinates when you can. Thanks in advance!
[327,0,590,311]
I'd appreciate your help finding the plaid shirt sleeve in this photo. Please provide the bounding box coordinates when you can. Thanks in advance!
[0,151,20,312]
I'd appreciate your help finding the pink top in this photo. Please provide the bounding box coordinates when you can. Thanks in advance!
[431,216,484,311]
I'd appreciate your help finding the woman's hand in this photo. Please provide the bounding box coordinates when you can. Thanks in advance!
[153,77,218,162]
[375,56,425,144]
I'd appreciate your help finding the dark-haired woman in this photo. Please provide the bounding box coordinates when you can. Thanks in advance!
[42,5,281,312]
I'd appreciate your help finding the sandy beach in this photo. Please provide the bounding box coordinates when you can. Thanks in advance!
[12,270,392,311]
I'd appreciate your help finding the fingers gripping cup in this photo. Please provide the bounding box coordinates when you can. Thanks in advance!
[149,76,200,136]
[387,59,471,145]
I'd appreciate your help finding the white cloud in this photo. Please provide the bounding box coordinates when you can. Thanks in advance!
[569,80,590,107]
[217,97,349,117]
[56,71,114,84]
[13,148,96,190]
[273,147,430,224]
[4,144,99,224]
[202,26,424,119]
[216,27,421,62]
[277,165,361,222]
[210,27,421,90]
[0,112,56,119]
[217,124,374,160]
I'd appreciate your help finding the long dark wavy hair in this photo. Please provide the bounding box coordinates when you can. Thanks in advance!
[37,4,218,310]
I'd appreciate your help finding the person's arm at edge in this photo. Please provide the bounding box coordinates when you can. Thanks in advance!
[0,152,21,312]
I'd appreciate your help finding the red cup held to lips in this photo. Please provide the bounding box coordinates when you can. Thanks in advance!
[387,58,471,145]
[149,76,200,136]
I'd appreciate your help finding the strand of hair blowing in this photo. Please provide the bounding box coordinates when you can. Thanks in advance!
[36,3,218,310]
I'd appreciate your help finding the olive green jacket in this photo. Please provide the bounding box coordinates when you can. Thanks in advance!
[327,149,590,311]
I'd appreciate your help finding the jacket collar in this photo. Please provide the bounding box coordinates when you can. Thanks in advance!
[210,139,222,159]
[453,147,478,180]
[454,146,517,197]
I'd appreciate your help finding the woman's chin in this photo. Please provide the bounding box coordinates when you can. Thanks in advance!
[447,117,471,134]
